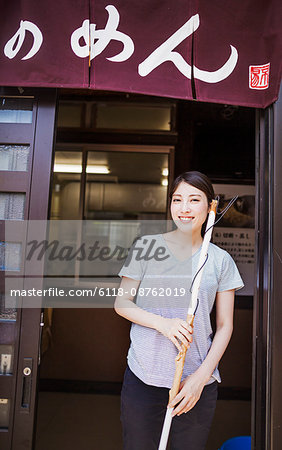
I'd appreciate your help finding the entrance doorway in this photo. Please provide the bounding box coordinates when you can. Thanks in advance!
[34,92,255,450]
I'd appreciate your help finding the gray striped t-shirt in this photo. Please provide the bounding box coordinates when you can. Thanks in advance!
[119,234,244,388]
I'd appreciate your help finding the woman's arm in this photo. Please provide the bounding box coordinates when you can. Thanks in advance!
[169,288,235,416]
[114,276,193,352]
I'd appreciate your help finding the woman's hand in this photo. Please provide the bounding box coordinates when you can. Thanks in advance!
[156,317,193,352]
[169,372,205,416]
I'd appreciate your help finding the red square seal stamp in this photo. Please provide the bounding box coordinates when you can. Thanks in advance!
[249,63,270,90]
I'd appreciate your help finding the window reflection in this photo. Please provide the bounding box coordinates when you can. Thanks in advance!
[95,104,172,131]
[50,148,170,277]
[57,102,83,128]
[0,398,10,429]
[56,100,173,131]
[80,151,169,277]
[0,145,30,171]
[85,151,169,220]
[50,152,82,220]
[0,97,33,123]
[0,242,21,271]
[0,193,25,220]
[0,293,16,321]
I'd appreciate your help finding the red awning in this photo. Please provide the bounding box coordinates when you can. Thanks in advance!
[0,0,281,108]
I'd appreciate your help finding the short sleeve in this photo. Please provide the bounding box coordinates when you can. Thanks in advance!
[118,237,145,280]
[217,251,244,292]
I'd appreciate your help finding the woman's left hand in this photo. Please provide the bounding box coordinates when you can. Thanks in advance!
[169,372,206,417]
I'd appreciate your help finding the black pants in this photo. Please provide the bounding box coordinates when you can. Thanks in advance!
[121,367,218,450]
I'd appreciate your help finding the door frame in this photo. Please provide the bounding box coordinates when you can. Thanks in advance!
[0,87,57,450]
[252,82,282,449]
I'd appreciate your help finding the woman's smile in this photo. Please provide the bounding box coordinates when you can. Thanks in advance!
[178,216,194,223]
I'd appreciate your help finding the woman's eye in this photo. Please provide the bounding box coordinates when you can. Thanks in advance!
[191,198,200,202]
[172,198,181,202]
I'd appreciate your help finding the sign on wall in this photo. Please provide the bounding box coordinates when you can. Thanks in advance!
[213,184,255,296]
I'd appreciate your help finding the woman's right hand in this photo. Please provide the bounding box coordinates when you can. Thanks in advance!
[156,317,193,352]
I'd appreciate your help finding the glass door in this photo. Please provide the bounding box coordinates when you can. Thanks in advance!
[0,89,56,450]
[50,145,173,285]
[35,134,175,449]
[51,145,173,221]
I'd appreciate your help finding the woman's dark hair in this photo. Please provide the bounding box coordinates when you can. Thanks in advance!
[170,171,215,204]
[170,171,215,235]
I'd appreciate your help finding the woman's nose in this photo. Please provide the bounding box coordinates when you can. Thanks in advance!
[180,201,191,213]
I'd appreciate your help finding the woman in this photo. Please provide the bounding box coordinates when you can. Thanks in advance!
[114,171,243,450]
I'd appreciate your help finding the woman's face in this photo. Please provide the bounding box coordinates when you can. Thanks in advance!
[170,181,209,234]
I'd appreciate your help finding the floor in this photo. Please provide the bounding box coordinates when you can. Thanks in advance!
[35,392,251,450]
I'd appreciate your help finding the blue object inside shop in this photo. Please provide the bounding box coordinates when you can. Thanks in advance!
[219,436,251,450]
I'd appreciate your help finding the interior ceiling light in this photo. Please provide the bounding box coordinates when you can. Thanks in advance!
[86,165,110,174]
[162,168,169,176]
[54,164,110,174]
[161,178,168,186]
[54,164,82,173]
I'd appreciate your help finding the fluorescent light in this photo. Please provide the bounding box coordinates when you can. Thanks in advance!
[54,164,110,174]
[54,164,82,173]
[86,165,110,174]
[161,178,168,186]
[162,168,169,176]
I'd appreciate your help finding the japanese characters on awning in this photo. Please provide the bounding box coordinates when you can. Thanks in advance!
[0,0,281,108]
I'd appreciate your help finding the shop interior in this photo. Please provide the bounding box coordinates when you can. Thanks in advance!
[34,90,255,450]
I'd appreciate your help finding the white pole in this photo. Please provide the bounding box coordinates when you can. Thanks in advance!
[158,408,173,450]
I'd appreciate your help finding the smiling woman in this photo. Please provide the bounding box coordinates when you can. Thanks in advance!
[114,171,244,450]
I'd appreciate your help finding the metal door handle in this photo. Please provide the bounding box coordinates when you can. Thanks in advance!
[21,358,33,410]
